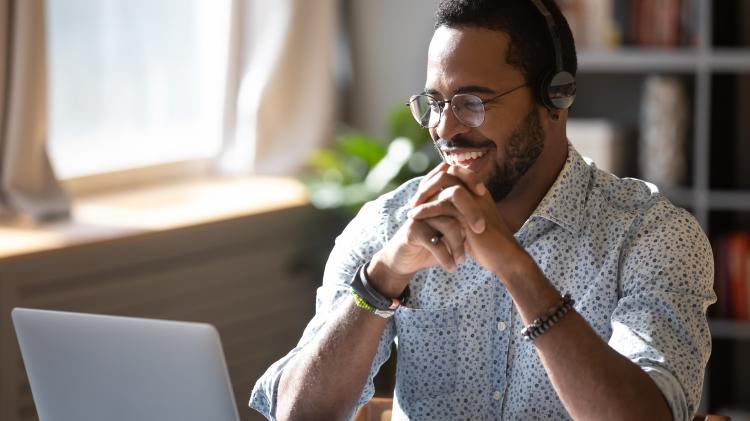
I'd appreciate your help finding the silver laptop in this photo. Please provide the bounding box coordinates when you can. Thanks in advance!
[12,308,240,421]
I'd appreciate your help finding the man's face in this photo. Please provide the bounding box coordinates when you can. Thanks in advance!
[425,25,546,201]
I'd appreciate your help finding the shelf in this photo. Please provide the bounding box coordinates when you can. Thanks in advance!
[579,49,700,72]
[661,188,695,208]
[707,190,750,210]
[710,49,750,72]
[578,49,750,73]
[709,319,750,340]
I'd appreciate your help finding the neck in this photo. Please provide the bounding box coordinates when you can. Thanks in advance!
[496,135,568,233]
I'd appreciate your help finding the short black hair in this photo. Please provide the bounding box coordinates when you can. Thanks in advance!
[435,0,577,93]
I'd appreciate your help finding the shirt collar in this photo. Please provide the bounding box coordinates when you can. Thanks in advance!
[530,141,591,234]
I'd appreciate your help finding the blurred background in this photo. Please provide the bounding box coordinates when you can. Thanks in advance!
[0,0,749,419]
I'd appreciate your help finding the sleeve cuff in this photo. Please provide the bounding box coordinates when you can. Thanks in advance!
[642,365,690,421]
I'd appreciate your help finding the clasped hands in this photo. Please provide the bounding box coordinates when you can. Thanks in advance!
[369,162,525,298]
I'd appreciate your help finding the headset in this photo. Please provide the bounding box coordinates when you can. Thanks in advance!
[528,0,576,110]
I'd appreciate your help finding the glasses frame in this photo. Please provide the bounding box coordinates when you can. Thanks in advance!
[406,83,528,129]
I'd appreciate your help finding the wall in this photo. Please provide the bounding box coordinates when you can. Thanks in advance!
[347,0,439,139]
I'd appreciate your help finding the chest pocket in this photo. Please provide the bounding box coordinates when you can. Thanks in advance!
[394,306,458,401]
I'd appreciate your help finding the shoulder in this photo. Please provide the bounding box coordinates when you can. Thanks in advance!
[588,165,700,232]
[591,169,715,292]
[589,165,663,213]
[587,164,710,263]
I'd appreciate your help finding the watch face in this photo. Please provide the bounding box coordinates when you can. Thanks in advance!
[374,309,396,319]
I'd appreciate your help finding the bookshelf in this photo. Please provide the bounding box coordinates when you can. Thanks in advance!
[570,0,750,414]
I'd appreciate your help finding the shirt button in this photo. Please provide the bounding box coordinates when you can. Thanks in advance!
[493,390,501,401]
[497,321,507,332]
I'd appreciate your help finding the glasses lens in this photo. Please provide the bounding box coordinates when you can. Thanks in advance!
[409,95,441,128]
[452,94,485,127]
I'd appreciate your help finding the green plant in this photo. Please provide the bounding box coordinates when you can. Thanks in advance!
[300,104,440,214]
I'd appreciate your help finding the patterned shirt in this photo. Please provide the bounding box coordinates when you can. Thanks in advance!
[250,141,716,421]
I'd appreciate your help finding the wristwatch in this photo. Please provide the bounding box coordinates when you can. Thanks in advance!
[349,261,410,316]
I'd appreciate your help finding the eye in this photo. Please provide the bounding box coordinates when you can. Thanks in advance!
[461,96,484,112]
[427,98,442,112]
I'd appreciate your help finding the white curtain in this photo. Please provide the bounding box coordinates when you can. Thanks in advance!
[0,0,69,220]
[218,0,338,176]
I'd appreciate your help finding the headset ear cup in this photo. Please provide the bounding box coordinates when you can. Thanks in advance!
[537,70,554,109]
[540,70,576,110]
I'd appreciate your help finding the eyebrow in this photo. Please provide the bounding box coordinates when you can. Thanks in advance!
[423,85,498,97]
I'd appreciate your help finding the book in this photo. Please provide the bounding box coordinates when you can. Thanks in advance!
[639,75,688,189]
[727,233,750,320]
[714,235,730,318]
[557,0,695,48]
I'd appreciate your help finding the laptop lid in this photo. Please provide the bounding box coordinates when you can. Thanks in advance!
[12,308,240,421]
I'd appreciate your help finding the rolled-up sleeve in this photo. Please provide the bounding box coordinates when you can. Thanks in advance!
[609,201,716,421]
[249,196,402,420]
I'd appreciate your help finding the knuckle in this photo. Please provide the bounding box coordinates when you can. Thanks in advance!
[445,185,462,195]
[452,186,470,200]
[435,171,453,185]
[439,185,461,201]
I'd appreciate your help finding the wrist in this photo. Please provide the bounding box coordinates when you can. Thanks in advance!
[367,251,412,298]
[490,242,534,281]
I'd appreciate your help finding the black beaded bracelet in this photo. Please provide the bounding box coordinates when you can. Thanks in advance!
[520,293,575,342]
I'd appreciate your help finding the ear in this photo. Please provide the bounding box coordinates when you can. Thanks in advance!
[537,104,562,129]
[547,107,567,125]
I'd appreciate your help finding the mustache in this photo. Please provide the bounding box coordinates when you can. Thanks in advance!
[434,136,495,150]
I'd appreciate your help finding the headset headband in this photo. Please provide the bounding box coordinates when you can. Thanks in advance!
[527,0,576,110]
[528,0,564,72]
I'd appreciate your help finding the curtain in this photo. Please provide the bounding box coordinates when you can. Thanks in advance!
[218,0,338,176]
[0,0,69,220]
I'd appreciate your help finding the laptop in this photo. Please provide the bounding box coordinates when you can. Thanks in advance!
[12,308,240,421]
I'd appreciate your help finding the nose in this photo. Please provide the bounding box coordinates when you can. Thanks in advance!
[433,103,470,142]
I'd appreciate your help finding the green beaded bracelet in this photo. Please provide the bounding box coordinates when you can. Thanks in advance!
[352,290,376,313]
[352,290,395,319]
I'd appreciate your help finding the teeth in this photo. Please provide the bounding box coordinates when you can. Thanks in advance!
[443,150,486,165]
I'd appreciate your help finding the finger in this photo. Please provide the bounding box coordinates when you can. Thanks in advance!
[411,162,450,207]
[409,186,486,234]
[446,165,487,197]
[440,186,486,233]
[406,218,456,272]
[411,171,471,208]
[424,216,466,265]
[425,161,450,180]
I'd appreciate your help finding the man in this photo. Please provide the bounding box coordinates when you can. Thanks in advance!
[251,1,715,420]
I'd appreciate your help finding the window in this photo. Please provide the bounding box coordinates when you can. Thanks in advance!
[47,0,231,179]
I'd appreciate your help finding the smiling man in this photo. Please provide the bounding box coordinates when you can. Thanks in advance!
[250,1,715,420]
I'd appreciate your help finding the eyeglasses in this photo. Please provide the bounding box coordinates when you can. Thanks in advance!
[406,84,527,129]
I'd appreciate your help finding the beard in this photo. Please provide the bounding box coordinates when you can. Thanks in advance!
[433,106,546,201]
[485,107,545,201]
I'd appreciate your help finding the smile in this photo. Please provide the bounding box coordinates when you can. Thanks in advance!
[442,149,488,167]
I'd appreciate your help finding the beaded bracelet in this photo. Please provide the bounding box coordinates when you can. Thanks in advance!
[520,293,575,342]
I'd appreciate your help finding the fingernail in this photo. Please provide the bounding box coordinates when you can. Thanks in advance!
[407,209,416,218]
[458,255,466,264]
[474,218,485,233]
[475,183,487,195]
